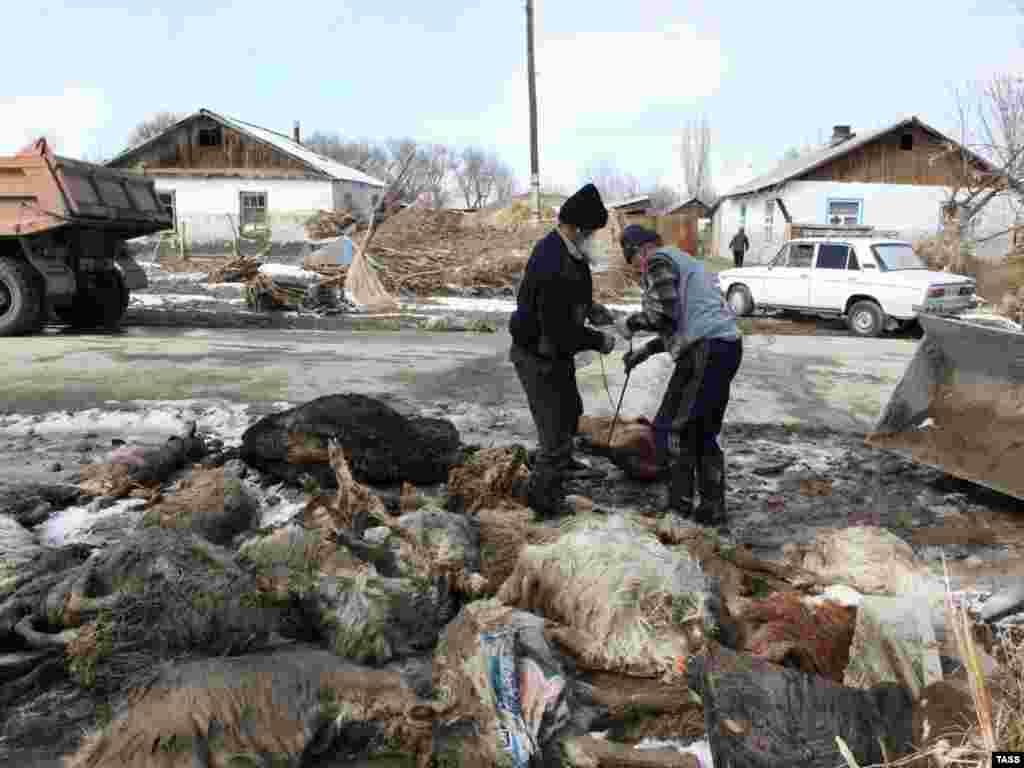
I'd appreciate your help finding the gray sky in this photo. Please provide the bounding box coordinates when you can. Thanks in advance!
[2,0,1022,196]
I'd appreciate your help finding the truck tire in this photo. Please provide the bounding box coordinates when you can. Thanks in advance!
[55,271,127,331]
[847,300,884,338]
[726,284,754,316]
[0,256,42,336]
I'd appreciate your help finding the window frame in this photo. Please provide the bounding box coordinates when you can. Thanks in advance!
[825,197,863,226]
[157,190,177,232]
[789,242,815,268]
[815,242,851,270]
[198,125,223,147]
[770,244,790,267]
[239,191,268,228]
[847,247,860,271]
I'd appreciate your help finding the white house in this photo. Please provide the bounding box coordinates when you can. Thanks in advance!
[106,108,386,247]
[713,117,1018,264]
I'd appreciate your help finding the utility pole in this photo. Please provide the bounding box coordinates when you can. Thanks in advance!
[526,0,541,222]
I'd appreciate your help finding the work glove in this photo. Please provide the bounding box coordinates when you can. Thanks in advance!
[623,346,649,373]
[599,331,617,355]
[615,316,634,340]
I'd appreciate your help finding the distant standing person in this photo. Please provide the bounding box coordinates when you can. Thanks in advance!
[508,183,618,518]
[729,227,749,268]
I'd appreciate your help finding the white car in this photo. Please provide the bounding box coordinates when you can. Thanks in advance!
[717,237,978,337]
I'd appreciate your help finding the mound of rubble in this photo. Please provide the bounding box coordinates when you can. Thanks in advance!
[193,207,640,305]
[3,394,1023,767]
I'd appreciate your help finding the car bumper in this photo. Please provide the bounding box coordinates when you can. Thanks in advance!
[912,298,979,315]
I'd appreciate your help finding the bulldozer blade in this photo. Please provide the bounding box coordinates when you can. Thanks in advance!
[866,313,1024,501]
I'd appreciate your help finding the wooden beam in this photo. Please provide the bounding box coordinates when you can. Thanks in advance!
[142,167,321,179]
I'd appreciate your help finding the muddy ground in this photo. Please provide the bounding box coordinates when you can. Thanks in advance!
[2,319,1024,767]
[2,324,1022,597]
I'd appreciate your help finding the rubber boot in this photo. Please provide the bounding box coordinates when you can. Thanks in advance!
[665,454,697,518]
[694,453,727,527]
[527,466,573,520]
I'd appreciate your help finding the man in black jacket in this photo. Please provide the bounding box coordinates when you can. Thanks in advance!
[729,227,749,268]
[508,183,618,518]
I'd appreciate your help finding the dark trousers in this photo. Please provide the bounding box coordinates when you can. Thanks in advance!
[509,344,580,476]
[732,250,745,268]
[654,338,743,464]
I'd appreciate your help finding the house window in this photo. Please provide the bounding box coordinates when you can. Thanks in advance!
[240,191,267,227]
[157,191,177,231]
[900,133,913,151]
[739,202,747,226]
[827,199,861,226]
[764,199,774,241]
[199,126,223,147]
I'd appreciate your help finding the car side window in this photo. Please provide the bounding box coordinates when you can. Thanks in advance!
[790,243,814,268]
[816,244,848,270]
[847,249,860,270]
[771,245,790,267]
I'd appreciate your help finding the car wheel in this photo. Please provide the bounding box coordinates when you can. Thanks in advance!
[847,300,884,338]
[727,284,754,316]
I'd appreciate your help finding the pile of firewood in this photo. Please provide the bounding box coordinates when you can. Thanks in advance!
[208,256,262,284]
[305,209,358,240]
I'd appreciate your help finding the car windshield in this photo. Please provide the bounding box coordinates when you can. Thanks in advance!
[872,243,926,271]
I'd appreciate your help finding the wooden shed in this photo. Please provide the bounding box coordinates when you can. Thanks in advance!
[656,196,711,255]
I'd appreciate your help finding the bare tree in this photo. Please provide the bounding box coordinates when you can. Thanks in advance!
[127,111,186,148]
[581,157,643,204]
[493,162,518,206]
[679,115,714,201]
[454,147,503,209]
[938,76,1024,268]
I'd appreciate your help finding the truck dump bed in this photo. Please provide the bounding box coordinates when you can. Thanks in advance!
[0,138,171,239]
[867,313,1024,501]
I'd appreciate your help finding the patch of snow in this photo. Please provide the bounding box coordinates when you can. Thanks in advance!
[258,263,320,282]
[130,293,226,306]
[0,400,255,444]
[145,271,208,283]
[605,302,643,313]
[38,498,147,547]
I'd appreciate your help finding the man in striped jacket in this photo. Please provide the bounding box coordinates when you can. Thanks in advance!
[615,225,743,527]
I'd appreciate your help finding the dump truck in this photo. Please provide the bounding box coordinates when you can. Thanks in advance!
[868,312,1024,501]
[0,137,169,336]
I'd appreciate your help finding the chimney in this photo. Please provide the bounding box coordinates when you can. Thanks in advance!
[830,125,852,145]
[293,120,301,145]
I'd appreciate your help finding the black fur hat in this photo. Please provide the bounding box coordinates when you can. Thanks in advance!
[558,183,608,230]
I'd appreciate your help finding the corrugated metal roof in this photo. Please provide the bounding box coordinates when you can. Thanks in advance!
[720,116,992,199]
[661,195,711,215]
[107,108,387,188]
[607,194,651,209]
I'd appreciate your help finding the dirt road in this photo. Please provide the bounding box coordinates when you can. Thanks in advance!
[3,325,1022,596]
